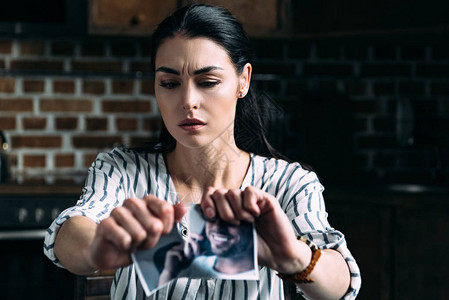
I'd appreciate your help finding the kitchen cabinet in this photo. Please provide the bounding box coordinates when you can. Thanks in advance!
[325,185,449,300]
[89,0,283,36]
[89,0,178,35]
[292,0,449,35]
[88,0,449,37]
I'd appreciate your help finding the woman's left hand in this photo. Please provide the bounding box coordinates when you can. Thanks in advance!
[200,186,311,274]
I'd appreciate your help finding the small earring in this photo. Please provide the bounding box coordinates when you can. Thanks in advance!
[239,92,244,98]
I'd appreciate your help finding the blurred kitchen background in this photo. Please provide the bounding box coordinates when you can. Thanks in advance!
[0,0,448,299]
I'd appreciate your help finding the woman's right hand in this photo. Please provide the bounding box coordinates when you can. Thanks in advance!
[89,195,187,270]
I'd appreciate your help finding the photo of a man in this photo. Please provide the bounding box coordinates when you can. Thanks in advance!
[132,204,258,296]
[190,216,256,277]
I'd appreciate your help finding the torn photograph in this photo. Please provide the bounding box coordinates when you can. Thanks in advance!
[132,204,259,296]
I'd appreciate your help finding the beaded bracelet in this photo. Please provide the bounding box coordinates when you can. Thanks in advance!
[276,236,322,284]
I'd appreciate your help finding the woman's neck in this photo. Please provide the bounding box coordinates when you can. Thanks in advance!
[164,141,250,194]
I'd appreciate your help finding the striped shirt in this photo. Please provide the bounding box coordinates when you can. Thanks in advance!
[44,147,361,300]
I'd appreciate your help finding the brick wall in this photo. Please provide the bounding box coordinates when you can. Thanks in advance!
[250,35,449,186]
[0,38,159,184]
[1,35,448,185]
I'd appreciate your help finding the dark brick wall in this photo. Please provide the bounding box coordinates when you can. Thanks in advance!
[251,35,449,186]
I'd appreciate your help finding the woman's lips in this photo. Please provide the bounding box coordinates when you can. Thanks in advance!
[178,118,206,132]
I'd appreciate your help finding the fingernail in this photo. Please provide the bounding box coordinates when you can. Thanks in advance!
[205,207,215,218]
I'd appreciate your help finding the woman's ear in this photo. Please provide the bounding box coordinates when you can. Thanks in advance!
[238,63,252,98]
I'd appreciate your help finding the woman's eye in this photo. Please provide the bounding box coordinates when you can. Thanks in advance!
[199,81,220,88]
[159,81,179,89]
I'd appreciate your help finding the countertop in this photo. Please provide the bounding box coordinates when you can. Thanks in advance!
[0,184,84,196]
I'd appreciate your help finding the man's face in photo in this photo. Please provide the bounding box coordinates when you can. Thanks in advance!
[205,219,251,258]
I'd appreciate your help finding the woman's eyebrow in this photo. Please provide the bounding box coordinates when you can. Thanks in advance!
[193,66,223,75]
[155,65,223,75]
[155,66,180,75]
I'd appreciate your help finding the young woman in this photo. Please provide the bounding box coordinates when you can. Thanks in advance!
[44,4,361,300]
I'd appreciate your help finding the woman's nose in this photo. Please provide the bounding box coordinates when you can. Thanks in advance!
[181,85,200,111]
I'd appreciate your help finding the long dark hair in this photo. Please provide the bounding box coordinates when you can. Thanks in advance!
[144,4,289,161]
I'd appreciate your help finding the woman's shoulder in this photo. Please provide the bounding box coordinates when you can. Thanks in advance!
[252,153,304,172]
[251,153,320,183]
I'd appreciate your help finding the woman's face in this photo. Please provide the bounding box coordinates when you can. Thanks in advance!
[154,35,251,149]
